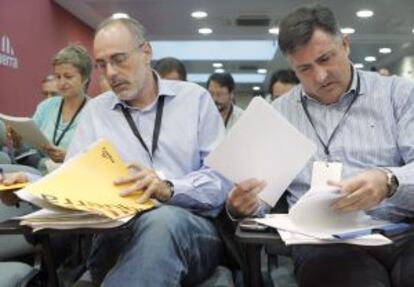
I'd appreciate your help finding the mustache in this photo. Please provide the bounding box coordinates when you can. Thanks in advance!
[110,76,128,87]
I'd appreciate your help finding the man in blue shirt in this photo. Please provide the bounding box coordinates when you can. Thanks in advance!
[227,5,414,287]
[70,16,232,286]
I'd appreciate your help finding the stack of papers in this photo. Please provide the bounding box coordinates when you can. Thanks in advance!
[14,139,154,231]
[256,186,397,246]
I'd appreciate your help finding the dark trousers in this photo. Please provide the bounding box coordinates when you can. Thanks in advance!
[291,237,414,287]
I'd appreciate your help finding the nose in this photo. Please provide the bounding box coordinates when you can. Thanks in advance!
[104,62,118,79]
[315,66,328,83]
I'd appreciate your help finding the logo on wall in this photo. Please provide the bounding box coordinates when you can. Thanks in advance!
[0,35,19,69]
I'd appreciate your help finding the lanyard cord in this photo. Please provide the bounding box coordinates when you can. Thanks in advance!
[53,97,87,146]
[121,96,165,161]
[301,73,360,157]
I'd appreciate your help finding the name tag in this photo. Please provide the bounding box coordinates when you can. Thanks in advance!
[311,161,342,187]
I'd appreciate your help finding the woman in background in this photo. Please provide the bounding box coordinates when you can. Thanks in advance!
[11,44,92,171]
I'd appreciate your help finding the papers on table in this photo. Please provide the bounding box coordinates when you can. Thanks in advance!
[288,185,390,237]
[16,208,133,232]
[255,185,397,246]
[206,97,316,206]
[277,229,392,246]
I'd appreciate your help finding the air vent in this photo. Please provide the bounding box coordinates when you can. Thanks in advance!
[236,15,270,27]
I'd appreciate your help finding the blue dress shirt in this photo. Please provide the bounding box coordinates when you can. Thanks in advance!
[66,77,231,217]
[270,66,414,221]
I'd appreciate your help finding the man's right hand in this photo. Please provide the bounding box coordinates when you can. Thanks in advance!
[226,178,266,218]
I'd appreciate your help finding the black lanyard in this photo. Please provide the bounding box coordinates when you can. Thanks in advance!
[121,96,165,161]
[224,104,234,128]
[301,73,360,158]
[53,97,87,146]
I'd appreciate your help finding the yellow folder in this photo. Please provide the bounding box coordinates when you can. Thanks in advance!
[22,139,154,219]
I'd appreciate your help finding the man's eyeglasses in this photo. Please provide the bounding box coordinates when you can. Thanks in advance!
[94,43,145,72]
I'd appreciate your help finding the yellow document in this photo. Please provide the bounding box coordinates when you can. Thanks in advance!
[22,139,154,219]
[0,182,28,191]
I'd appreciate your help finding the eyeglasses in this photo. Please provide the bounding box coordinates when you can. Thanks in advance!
[94,43,145,72]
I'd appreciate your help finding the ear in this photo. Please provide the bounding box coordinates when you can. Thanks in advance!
[342,34,350,56]
[142,41,153,65]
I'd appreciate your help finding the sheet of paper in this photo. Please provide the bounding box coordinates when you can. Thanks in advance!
[277,229,392,246]
[288,185,389,236]
[205,97,316,206]
[255,214,392,246]
[0,113,50,149]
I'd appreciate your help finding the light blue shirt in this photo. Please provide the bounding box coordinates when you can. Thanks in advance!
[33,96,85,149]
[66,77,231,217]
[270,66,414,221]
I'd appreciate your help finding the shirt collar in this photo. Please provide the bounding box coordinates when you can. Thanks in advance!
[300,64,363,104]
[111,71,176,111]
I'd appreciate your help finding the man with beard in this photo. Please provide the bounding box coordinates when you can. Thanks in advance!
[1,15,231,287]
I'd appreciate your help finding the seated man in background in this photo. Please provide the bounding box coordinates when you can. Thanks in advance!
[268,69,299,101]
[207,72,243,130]
[227,5,414,287]
[154,56,187,81]
[41,74,59,99]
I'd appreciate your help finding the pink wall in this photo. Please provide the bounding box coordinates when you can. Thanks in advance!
[0,0,99,116]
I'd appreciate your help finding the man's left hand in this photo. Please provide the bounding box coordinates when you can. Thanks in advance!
[114,162,172,203]
[330,169,389,212]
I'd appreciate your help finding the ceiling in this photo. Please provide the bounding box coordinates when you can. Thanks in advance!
[54,0,414,97]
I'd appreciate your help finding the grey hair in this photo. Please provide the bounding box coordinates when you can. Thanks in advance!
[95,16,147,47]
[278,4,342,55]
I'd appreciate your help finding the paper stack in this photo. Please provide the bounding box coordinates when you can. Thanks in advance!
[256,186,396,246]
[15,139,155,231]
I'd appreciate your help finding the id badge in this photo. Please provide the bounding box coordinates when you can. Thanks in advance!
[311,161,343,187]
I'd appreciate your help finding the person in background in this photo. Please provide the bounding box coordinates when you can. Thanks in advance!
[10,44,92,171]
[41,74,59,99]
[227,4,414,287]
[207,72,243,130]
[268,69,299,101]
[154,56,187,81]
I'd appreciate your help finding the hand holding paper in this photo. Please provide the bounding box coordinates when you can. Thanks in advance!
[329,169,390,212]
[206,97,316,206]
[227,178,266,217]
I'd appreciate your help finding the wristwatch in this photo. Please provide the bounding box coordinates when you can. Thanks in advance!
[163,180,175,200]
[380,168,399,198]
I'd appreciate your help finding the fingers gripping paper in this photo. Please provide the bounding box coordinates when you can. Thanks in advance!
[206,97,316,206]
[18,139,154,219]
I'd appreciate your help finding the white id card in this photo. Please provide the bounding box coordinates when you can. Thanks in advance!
[311,161,343,187]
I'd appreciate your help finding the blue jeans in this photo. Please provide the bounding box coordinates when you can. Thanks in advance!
[87,206,223,287]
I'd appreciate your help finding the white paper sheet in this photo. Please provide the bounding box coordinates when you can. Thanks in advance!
[288,185,389,236]
[205,97,316,206]
[255,214,392,246]
[277,229,392,246]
